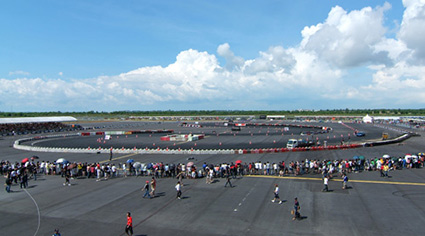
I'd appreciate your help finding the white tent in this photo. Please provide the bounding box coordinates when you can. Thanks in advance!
[362,114,373,123]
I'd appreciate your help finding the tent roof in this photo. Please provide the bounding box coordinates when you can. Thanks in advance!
[0,116,77,124]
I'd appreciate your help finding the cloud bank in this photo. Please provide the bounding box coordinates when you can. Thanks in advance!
[2,0,425,111]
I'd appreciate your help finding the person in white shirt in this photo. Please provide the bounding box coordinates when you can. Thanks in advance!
[322,176,329,192]
[175,181,182,199]
[271,184,283,204]
[111,164,117,178]
[96,165,102,182]
[122,163,127,177]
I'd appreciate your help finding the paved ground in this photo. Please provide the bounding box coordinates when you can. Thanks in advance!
[1,121,425,236]
[24,121,401,150]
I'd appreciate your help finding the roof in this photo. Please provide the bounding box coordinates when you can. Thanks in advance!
[0,116,78,124]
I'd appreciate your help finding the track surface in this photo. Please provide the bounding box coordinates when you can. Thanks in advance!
[26,121,396,150]
[1,121,424,236]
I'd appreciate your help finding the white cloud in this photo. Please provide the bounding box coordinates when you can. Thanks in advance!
[301,3,391,67]
[217,43,245,71]
[1,1,425,111]
[398,0,425,61]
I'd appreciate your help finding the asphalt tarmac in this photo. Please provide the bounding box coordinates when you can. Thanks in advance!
[1,121,425,236]
[23,121,401,150]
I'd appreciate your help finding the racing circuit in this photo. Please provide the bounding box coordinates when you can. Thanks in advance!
[14,121,411,153]
[2,119,425,236]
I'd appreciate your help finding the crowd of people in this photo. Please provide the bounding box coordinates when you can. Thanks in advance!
[0,122,83,136]
[3,153,424,193]
[2,153,423,235]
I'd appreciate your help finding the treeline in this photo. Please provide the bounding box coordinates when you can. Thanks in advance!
[0,109,424,118]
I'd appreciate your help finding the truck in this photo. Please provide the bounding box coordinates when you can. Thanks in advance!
[286,139,314,149]
[382,132,389,140]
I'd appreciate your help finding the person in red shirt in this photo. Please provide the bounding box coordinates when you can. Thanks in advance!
[125,212,133,236]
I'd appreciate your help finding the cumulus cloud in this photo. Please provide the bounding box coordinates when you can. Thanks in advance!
[398,0,425,61]
[301,3,392,68]
[1,1,425,111]
[217,43,245,71]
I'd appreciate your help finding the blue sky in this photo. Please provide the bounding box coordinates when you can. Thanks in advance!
[1,0,424,112]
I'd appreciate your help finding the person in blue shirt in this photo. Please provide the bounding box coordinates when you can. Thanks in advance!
[292,198,300,220]
[142,181,151,199]
[52,229,61,236]
[342,174,349,189]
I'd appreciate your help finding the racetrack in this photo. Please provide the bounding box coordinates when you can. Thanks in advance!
[23,121,404,151]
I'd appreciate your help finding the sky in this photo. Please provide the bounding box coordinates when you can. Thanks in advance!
[1,0,425,112]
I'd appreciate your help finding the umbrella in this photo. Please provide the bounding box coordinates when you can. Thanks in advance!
[353,156,359,160]
[147,163,153,169]
[126,159,134,164]
[359,156,365,160]
[67,163,77,170]
[383,154,390,158]
[235,160,242,165]
[187,162,194,167]
[21,158,30,163]
[31,155,39,160]
[56,158,68,164]
[418,153,424,156]
[208,163,214,169]
[133,162,142,168]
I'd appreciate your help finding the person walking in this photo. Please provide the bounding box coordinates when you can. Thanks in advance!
[63,170,71,186]
[5,174,12,193]
[322,176,329,192]
[224,176,233,188]
[271,184,283,204]
[292,197,301,220]
[125,212,133,236]
[176,171,184,184]
[342,174,349,189]
[175,181,182,199]
[20,172,28,189]
[142,181,151,199]
[150,177,156,197]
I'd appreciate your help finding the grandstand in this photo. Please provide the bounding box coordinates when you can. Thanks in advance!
[0,116,81,136]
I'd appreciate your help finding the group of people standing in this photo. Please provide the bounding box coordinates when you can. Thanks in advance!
[2,160,36,193]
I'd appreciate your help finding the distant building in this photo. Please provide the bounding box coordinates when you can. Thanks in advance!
[267,115,286,120]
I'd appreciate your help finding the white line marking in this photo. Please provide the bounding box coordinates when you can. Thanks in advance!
[24,189,40,236]
[233,187,255,212]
